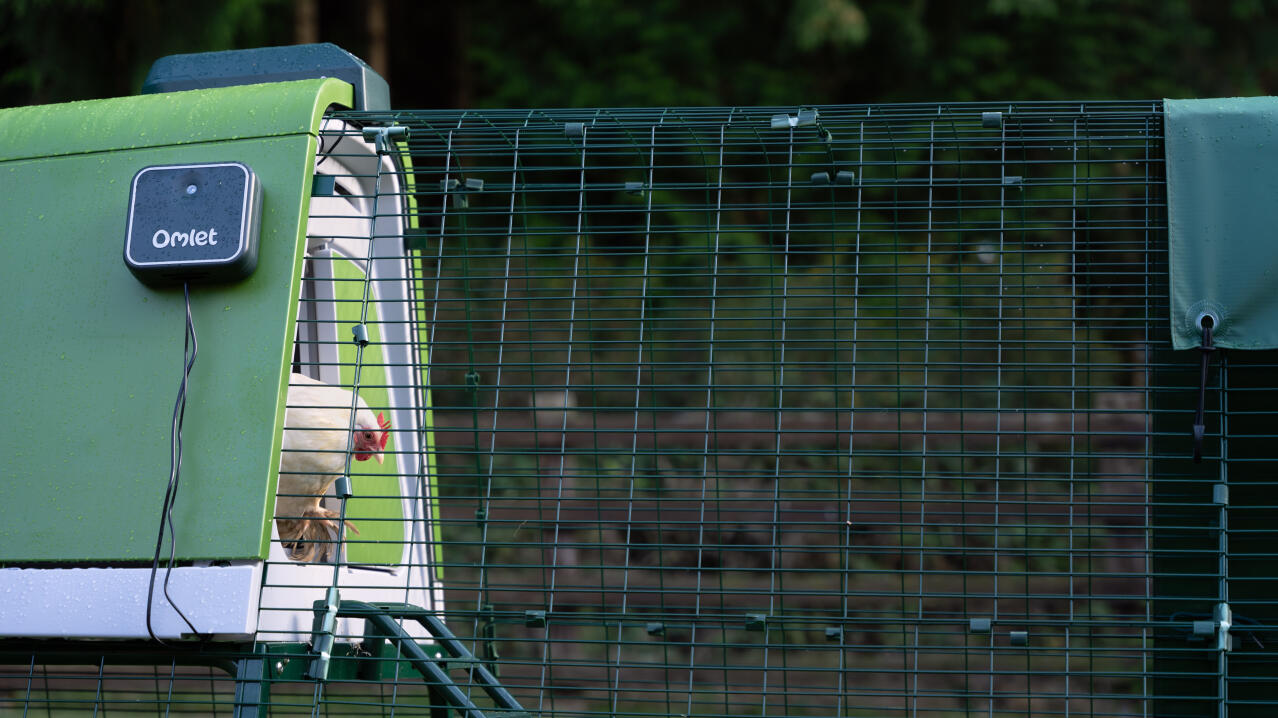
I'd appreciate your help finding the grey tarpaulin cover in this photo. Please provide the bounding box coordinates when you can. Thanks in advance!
[1166,96,1278,350]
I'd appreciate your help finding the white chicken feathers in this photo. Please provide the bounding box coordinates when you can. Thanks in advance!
[275,373,387,561]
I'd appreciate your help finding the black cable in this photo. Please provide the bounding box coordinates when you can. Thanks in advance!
[146,282,202,644]
[314,130,336,170]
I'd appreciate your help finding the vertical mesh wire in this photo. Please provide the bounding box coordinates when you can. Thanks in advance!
[7,101,1278,717]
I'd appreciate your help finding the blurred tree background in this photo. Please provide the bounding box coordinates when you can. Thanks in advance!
[2,0,1277,110]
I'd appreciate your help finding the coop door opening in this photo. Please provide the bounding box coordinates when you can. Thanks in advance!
[289,248,405,567]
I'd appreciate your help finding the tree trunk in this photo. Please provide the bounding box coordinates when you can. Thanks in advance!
[294,0,319,45]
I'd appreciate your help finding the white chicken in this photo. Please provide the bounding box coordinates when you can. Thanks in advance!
[275,373,390,562]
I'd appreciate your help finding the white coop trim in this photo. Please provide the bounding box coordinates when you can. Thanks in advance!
[0,564,262,640]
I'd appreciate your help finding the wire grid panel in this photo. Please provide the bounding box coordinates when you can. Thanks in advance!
[261,118,443,645]
[12,101,1272,717]
[0,662,238,715]
[325,101,1188,717]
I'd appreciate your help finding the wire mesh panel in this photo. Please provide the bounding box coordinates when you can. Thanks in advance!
[262,118,443,642]
[7,101,1277,717]
[0,661,239,715]
[322,100,1226,717]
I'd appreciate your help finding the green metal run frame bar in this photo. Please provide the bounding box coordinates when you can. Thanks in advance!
[316,600,529,718]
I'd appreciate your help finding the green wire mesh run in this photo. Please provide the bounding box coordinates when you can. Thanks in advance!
[339,100,1209,718]
[5,101,1275,717]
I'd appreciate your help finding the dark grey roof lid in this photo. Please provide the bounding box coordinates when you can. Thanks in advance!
[141,43,388,111]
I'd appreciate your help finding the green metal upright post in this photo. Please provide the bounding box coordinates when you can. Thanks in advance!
[233,645,272,718]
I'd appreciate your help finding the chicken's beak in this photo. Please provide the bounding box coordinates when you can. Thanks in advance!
[374,452,384,464]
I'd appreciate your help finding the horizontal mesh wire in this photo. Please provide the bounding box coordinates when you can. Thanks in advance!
[10,101,1278,717]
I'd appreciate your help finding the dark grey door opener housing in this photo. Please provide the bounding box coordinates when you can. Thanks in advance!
[123,162,262,285]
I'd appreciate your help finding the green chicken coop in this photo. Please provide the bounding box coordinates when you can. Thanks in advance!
[3,43,1278,718]
[0,45,446,644]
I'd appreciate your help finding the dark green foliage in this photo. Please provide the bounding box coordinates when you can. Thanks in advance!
[0,0,289,106]
[5,0,1278,109]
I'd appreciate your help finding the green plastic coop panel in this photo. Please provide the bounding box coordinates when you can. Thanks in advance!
[331,254,403,566]
[0,78,353,563]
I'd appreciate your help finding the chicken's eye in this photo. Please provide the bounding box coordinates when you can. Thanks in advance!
[363,431,372,440]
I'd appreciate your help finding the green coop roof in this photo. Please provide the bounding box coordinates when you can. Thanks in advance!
[0,78,352,163]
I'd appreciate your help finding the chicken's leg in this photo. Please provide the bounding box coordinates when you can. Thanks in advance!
[279,507,360,562]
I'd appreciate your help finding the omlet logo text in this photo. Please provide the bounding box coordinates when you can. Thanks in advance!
[152,227,219,249]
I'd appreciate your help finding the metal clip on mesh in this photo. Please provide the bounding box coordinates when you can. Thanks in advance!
[361,125,409,155]
[351,323,370,347]
[306,586,341,681]
[770,108,819,130]
[334,476,352,500]
[1215,602,1233,652]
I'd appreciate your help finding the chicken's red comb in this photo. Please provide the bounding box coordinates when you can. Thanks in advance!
[377,412,391,449]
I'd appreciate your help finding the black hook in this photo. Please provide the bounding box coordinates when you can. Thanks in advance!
[1193,315,1217,463]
